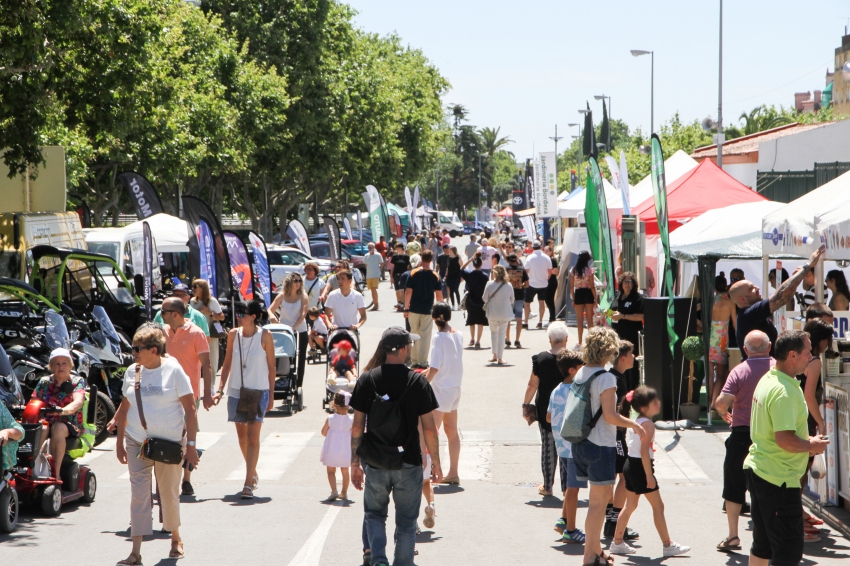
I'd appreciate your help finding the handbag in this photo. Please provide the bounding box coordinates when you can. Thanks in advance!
[460,292,468,311]
[209,321,228,340]
[235,328,263,421]
[134,366,184,465]
[482,282,507,313]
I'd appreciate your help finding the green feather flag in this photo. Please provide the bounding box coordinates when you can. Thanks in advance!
[650,135,678,355]
[584,157,615,313]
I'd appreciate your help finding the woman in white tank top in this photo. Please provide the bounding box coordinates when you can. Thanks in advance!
[213,299,275,500]
[267,272,309,387]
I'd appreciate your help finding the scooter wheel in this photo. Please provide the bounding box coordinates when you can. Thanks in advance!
[0,486,18,533]
[40,485,62,517]
[81,471,97,503]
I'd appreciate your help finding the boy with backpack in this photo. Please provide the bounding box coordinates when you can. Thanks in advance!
[549,349,586,544]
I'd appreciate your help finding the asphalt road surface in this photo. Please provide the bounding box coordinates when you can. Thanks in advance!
[3,236,849,565]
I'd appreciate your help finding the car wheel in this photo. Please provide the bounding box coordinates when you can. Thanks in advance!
[40,485,62,517]
[0,486,18,533]
[450,230,458,238]
[94,391,116,446]
[81,471,97,503]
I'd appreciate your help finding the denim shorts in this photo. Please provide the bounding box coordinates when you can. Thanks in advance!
[571,439,617,486]
[512,299,524,319]
[560,457,588,491]
[227,389,269,423]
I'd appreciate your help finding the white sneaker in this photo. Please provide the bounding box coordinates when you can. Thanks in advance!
[609,541,636,555]
[663,542,690,556]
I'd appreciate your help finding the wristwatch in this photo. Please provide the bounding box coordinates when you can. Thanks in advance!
[187,440,196,447]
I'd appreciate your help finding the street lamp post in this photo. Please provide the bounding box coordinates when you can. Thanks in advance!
[630,50,654,136]
[478,153,488,221]
[578,109,589,174]
[568,123,580,179]
[593,95,611,151]
[717,0,724,167]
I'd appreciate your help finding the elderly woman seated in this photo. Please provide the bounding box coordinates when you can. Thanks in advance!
[32,348,85,478]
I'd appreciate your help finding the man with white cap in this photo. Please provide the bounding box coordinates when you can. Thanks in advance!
[350,327,443,566]
[32,348,86,478]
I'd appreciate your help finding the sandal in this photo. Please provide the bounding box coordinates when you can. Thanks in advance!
[805,516,825,526]
[468,340,475,347]
[440,476,460,485]
[325,492,339,502]
[241,485,254,499]
[804,531,821,543]
[716,536,741,551]
[497,359,506,365]
[488,356,498,363]
[599,551,615,564]
[169,541,184,559]
[116,554,142,566]
[804,525,821,535]
[474,341,481,349]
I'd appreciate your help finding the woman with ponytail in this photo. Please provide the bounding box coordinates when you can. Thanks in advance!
[426,302,464,484]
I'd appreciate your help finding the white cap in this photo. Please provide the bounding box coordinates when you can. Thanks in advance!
[49,348,73,364]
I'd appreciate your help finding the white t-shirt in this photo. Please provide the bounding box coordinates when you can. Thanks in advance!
[364,253,383,279]
[304,276,326,309]
[122,358,193,444]
[429,330,464,389]
[627,417,654,459]
[325,289,365,328]
[571,366,618,448]
[524,250,552,289]
[312,315,328,335]
[479,245,495,264]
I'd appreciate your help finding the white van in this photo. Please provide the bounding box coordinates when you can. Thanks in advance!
[83,227,162,292]
[429,211,464,237]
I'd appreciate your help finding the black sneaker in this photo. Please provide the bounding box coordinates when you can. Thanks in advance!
[603,519,616,538]
[362,551,371,566]
[624,527,640,540]
[514,341,521,348]
[181,480,194,496]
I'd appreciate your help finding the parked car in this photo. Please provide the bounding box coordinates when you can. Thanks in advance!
[307,240,366,276]
[342,240,370,257]
[265,245,332,293]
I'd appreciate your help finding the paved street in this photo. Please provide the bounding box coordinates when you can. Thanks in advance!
[3,238,850,565]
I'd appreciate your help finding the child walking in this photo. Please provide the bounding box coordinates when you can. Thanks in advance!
[550,349,586,544]
[609,386,690,557]
[320,392,353,501]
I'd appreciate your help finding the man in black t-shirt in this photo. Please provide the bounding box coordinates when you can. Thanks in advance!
[404,249,443,368]
[505,253,529,348]
[351,327,442,566]
[730,246,824,360]
[436,244,450,297]
[391,243,410,309]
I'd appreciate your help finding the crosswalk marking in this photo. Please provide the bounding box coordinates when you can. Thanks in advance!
[117,432,226,480]
[226,431,314,481]
[285,503,342,566]
[654,431,710,482]
[77,436,116,465]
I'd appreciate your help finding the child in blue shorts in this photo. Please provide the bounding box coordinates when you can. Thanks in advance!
[549,349,587,544]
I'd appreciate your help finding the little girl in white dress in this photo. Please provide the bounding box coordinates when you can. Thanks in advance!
[320,392,353,501]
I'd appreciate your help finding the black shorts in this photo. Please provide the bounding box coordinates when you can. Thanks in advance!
[393,273,405,290]
[524,286,547,303]
[722,427,752,504]
[616,428,628,474]
[573,288,594,305]
[55,420,80,438]
[746,469,803,565]
[623,457,658,495]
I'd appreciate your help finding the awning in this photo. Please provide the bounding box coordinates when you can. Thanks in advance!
[124,213,191,253]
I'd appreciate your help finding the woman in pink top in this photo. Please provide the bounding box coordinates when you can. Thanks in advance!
[569,251,597,346]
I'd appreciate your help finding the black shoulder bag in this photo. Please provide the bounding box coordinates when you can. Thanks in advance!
[235,329,263,421]
[135,365,184,465]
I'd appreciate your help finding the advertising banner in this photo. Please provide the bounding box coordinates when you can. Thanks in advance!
[224,231,253,301]
[585,158,615,313]
[619,151,631,216]
[181,196,232,300]
[197,219,217,297]
[343,217,353,240]
[650,134,679,355]
[824,393,838,506]
[118,171,164,220]
[832,384,850,500]
[363,185,386,241]
[520,214,537,239]
[534,152,558,218]
[357,211,363,242]
[323,216,342,263]
[286,219,312,257]
[412,186,421,231]
[248,231,272,307]
[142,221,153,320]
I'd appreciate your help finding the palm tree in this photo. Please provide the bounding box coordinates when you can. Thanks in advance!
[479,126,513,157]
[738,105,794,136]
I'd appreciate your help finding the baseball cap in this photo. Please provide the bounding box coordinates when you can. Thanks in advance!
[173,282,189,292]
[380,327,420,351]
[532,241,541,249]
[49,348,73,364]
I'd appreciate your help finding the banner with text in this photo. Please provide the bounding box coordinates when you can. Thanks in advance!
[119,171,164,220]
[224,232,254,301]
[286,219,312,257]
[248,231,272,306]
[534,152,558,218]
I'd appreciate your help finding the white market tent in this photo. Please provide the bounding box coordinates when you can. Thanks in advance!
[124,213,191,253]
[558,178,620,219]
[670,201,786,261]
[762,169,850,260]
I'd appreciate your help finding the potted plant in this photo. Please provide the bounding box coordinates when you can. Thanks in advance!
[680,336,704,423]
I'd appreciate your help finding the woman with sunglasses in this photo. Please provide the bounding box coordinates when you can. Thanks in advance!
[190,278,225,374]
[213,300,275,499]
[267,272,309,388]
[611,272,644,391]
[114,325,200,564]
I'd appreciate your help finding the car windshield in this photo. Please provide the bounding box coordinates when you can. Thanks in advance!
[44,310,71,350]
[86,242,120,262]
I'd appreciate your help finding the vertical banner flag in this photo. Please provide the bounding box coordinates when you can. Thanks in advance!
[119,172,164,220]
[342,217,353,240]
[618,151,631,216]
[520,214,537,239]
[356,210,363,242]
[604,156,621,193]
[323,216,342,263]
[223,232,254,301]
[181,196,233,300]
[362,185,386,241]
[377,192,391,240]
[534,152,559,218]
[404,186,413,215]
[412,186,421,231]
[650,134,678,355]
[391,211,403,237]
[197,219,217,296]
[512,175,528,214]
[142,221,153,320]
[248,231,272,307]
[285,219,312,257]
[586,158,615,314]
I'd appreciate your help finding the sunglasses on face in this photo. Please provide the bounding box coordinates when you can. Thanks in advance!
[132,346,150,353]
[192,283,201,288]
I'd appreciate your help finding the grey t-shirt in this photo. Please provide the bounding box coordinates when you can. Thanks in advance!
[571,366,618,447]
[364,253,383,279]
[464,242,480,261]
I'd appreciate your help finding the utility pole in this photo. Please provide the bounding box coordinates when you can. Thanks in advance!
[549,124,563,162]
[717,0,724,167]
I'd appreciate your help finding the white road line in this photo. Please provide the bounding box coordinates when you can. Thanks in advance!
[226,431,314,481]
[117,432,226,480]
[77,436,116,465]
[285,503,342,566]
[654,431,710,482]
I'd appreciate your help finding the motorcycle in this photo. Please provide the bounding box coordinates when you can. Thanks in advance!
[0,343,23,533]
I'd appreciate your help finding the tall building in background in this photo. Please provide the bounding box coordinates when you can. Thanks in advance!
[832,33,850,116]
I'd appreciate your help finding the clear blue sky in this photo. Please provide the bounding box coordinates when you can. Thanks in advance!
[347,0,849,159]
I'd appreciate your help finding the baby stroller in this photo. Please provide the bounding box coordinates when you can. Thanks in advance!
[322,328,360,413]
[266,323,303,415]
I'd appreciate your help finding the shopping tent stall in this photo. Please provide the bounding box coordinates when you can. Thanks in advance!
[558,178,620,221]
[124,213,191,252]
[496,207,513,217]
[627,158,766,236]
[386,202,410,229]
[627,150,698,212]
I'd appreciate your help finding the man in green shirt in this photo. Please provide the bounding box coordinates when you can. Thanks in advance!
[0,402,24,471]
[154,283,210,336]
[744,329,829,566]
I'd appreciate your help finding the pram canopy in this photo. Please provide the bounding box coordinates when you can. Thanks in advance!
[264,323,297,358]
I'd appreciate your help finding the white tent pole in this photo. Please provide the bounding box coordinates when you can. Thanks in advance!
[815,258,824,304]
[762,254,769,304]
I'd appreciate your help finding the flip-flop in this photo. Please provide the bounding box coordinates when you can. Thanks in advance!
[116,554,142,565]
[325,492,339,502]
[169,541,184,559]
[805,516,825,526]
[440,476,460,485]
[716,536,741,551]
[241,486,254,499]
